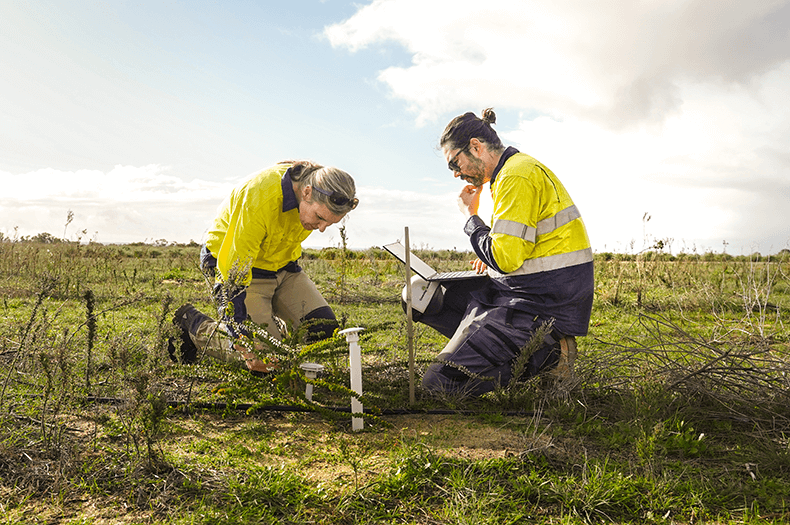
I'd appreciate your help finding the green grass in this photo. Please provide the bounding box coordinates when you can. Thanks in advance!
[1,240,789,523]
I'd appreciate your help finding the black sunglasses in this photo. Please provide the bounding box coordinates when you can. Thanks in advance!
[447,144,470,172]
[312,185,359,210]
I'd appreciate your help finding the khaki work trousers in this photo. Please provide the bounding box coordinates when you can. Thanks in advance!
[192,270,331,364]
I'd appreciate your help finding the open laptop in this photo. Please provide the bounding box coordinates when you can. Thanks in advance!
[383,241,488,282]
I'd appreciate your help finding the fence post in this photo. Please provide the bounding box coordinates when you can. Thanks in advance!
[404,227,415,405]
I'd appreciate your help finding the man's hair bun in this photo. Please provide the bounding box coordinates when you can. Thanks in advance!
[481,108,497,125]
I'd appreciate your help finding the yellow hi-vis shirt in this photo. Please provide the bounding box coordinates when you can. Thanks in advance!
[205,163,310,286]
[488,152,592,275]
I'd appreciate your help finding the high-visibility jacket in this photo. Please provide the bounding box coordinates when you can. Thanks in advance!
[205,163,309,286]
[464,147,594,336]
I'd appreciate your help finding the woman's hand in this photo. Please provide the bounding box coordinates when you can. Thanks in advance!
[234,344,278,373]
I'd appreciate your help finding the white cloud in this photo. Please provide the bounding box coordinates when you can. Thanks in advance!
[326,0,790,128]
[339,186,475,250]
[1,165,228,203]
[325,0,790,254]
[0,166,232,243]
[0,166,480,250]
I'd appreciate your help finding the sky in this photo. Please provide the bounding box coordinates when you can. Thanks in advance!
[1,0,789,255]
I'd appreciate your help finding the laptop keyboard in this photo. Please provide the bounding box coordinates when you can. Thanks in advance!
[431,270,484,280]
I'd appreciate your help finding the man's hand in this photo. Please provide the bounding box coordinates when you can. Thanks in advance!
[457,184,482,217]
[470,258,488,274]
[234,344,279,373]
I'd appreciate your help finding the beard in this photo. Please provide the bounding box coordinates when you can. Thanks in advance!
[460,155,487,187]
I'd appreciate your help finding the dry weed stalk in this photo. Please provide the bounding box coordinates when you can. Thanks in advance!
[586,312,790,427]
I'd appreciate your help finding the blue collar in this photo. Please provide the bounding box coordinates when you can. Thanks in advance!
[489,146,520,187]
[282,168,298,212]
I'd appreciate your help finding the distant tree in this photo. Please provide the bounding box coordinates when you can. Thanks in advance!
[31,232,62,244]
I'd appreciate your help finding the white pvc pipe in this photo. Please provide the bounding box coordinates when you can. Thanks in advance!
[339,327,365,431]
[305,383,314,401]
[299,362,324,401]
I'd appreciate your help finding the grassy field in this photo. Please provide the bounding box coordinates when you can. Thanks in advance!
[1,239,789,524]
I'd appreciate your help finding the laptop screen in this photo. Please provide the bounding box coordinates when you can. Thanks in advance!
[382,242,438,280]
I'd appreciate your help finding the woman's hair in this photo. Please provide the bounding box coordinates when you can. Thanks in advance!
[439,107,504,152]
[281,160,358,215]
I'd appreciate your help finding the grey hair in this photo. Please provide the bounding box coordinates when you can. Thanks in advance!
[283,160,357,215]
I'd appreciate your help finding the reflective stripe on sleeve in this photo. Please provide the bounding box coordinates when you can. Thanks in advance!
[491,220,537,243]
[492,204,582,243]
[488,247,594,277]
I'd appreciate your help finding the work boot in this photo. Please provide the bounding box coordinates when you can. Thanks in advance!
[169,304,211,365]
[552,336,577,383]
[173,303,212,334]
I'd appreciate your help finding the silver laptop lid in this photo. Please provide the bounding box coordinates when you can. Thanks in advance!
[382,241,438,280]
